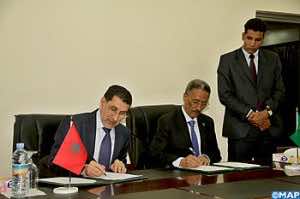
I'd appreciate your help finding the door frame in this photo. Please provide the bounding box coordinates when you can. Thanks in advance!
[256,10,300,24]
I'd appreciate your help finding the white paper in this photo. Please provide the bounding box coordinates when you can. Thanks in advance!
[38,177,96,185]
[92,172,142,180]
[177,165,234,172]
[214,162,261,168]
[1,188,46,198]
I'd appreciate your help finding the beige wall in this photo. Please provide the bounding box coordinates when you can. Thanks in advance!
[0,0,299,176]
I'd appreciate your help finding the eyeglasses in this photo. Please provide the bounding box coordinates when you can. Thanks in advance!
[191,100,209,107]
[107,106,128,120]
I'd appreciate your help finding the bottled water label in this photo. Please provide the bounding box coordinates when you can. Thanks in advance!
[12,163,30,176]
[12,163,30,197]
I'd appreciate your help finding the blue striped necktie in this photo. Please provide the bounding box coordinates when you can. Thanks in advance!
[188,120,200,156]
[98,127,112,169]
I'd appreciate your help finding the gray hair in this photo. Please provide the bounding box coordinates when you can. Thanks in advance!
[184,79,211,94]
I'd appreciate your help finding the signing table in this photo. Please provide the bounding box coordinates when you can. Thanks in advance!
[1,167,299,199]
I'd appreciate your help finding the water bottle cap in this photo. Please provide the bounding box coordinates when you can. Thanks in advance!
[16,143,24,149]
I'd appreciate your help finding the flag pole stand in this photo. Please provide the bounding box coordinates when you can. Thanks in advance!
[53,173,78,194]
[53,186,78,194]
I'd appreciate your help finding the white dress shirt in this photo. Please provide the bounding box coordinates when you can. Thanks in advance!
[172,106,202,167]
[93,109,116,164]
[242,48,259,74]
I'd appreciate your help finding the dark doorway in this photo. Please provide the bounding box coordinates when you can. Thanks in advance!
[257,11,300,146]
[263,41,300,146]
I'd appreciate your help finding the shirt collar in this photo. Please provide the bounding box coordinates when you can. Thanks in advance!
[181,106,197,123]
[242,47,259,59]
[96,109,104,129]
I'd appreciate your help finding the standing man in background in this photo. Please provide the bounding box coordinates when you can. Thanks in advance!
[217,18,285,165]
[48,85,132,177]
[150,79,221,168]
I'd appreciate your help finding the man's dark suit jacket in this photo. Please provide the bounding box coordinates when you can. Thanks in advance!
[149,107,221,168]
[217,48,285,139]
[46,109,130,176]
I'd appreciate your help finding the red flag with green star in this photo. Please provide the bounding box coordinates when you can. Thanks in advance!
[53,121,87,175]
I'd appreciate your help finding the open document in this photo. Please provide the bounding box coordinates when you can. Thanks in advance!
[39,173,144,186]
[175,161,263,173]
[91,172,143,180]
[38,177,97,185]
[176,165,234,173]
[213,162,261,169]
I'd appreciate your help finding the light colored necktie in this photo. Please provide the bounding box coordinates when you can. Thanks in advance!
[188,120,200,156]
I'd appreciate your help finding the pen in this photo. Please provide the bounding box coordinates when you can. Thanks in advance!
[99,166,107,176]
[102,169,107,176]
[189,147,196,155]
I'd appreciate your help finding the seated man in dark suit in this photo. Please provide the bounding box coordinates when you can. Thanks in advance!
[150,79,221,168]
[48,85,132,177]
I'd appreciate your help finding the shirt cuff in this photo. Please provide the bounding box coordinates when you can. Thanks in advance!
[81,165,88,176]
[246,109,254,119]
[172,157,184,167]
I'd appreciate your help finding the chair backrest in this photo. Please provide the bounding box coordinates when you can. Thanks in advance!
[126,104,179,169]
[13,114,67,163]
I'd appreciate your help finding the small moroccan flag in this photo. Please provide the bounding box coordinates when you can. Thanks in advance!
[53,120,88,175]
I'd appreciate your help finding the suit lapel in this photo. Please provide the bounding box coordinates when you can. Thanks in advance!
[236,48,257,87]
[197,116,207,154]
[73,111,96,160]
[86,111,97,157]
[112,125,122,161]
[257,50,265,86]
[177,108,193,148]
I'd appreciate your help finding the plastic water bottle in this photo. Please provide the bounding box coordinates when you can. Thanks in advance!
[11,143,30,198]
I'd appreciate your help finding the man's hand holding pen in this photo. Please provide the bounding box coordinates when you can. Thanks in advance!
[179,148,210,168]
[83,159,127,177]
[83,160,107,177]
